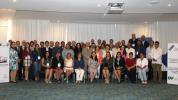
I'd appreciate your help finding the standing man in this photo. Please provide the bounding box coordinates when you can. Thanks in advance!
[129,33,138,49]
[151,41,162,82]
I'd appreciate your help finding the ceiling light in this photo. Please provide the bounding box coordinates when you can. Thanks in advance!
[168,3,172,7]
[149,0,159,5]
[97,4,101,7]
[13,0,16,3]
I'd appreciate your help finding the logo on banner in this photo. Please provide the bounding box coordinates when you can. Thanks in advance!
[168,76,174,80]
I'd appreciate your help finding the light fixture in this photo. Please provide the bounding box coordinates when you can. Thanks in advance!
[97,4,102,7]
[13,0,16,3]
[168,3,172,7]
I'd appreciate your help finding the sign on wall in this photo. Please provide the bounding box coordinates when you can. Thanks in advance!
[167,43,178,85]
[0,43,9,83]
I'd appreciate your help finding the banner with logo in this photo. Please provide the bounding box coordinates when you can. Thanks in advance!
[167,43,178,85]
[0,43,9,83]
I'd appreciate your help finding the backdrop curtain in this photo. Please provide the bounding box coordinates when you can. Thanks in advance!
[12,19,178,53]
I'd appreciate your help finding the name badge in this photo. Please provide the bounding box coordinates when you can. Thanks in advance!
[58,63,61,68]
[38,56,41,60]
[132,44,135,47]
[46,63,49,67]
[136,51,139,55]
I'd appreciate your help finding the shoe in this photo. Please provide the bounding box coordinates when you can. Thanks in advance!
[48,80,52,84]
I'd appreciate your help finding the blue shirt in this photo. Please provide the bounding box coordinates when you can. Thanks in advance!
[74,59,84,69]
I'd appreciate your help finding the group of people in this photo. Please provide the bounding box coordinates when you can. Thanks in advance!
[9,33,163,85]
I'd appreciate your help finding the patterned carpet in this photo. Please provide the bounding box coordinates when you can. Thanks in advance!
[0,80,178,100]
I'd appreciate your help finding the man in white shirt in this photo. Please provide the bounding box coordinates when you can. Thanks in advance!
[126,42,135,58]
[112,42,120,58]
[151,41,162,82]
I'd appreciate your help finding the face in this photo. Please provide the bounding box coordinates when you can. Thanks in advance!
[35,44,39,49]
[97,39,101,44]
[121,40,125,46]
[110,39,113,44]
[45,42,49,47]
[137,40,141,46]
[106,52,110,58]
[16,41,20,46]
[127,43,131,48]
[77,43,81,48]
[140,53,144,59]
[40,42,44,47]
[55,42,60,47]
[66,44,70,49]
[92,52,96,58]
[96,46,99,51]
[26,43,30,48]
[141,35,145,41]
[50,41,54,47]
[150,41,154,47]
[117,52,121,58]
[77,53,82,59]
[155,42,159,48]
[22,40,26,46]
[61,41,65,47]
[46,52,49,57]
[56,52,61,58]
[67,53,72,59]
[132,34,136,39]
[11,42,15,48]
[129,53,133,58]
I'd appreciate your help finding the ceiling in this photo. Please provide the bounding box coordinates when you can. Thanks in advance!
[1,0,178,13]
[0,0,178,23]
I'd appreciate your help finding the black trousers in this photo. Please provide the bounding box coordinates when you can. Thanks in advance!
[18,60,24,80]
[127,68,136,83]
[148,60,153,80]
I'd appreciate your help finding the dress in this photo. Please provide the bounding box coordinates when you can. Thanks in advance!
[9,48,19,71]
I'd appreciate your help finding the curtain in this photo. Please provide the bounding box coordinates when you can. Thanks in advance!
[12,19,178,53]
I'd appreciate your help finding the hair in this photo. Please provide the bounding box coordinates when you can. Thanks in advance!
[116,52,121,58]
[106,51,111,58]
[76,52,83,60]
[129,52,133,56]
[155,41,159,45]
[90,51,98,61]
[44,51,50,60]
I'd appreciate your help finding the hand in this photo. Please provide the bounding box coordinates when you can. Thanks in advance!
[153,58,157,61]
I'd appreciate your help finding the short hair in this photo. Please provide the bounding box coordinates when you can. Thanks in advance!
[129,52,133,56]
[155,41,159,45]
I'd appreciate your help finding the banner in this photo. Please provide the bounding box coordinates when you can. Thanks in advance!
[167,43,178,85]
[0,43,9,83]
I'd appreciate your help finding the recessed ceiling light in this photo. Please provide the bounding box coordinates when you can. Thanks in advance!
[13,0,16,3]
[168,3,172,7]
[97,4,102,7]
[149,0,159,5]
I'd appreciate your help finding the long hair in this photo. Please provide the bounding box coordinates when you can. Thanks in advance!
[90,51,98,61]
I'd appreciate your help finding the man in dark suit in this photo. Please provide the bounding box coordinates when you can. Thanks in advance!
[129,33,138,49]
[141,35,149,49]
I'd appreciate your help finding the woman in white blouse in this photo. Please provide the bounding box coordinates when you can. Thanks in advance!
[64,53,74,83]
[136,52,148,85]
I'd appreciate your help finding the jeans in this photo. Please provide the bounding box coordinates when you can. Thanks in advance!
[137,68,148,81]
[34,61,41,77]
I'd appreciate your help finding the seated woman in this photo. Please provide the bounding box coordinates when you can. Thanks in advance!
[88,51,99,83]
[125,52,136,83]
[74,52,85,84]
[102,51,114,84]
[136,52,148,85]
[114,52,125,83]
[64,53,74,83]
[41,51,53,83]
[52,52,64,83]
